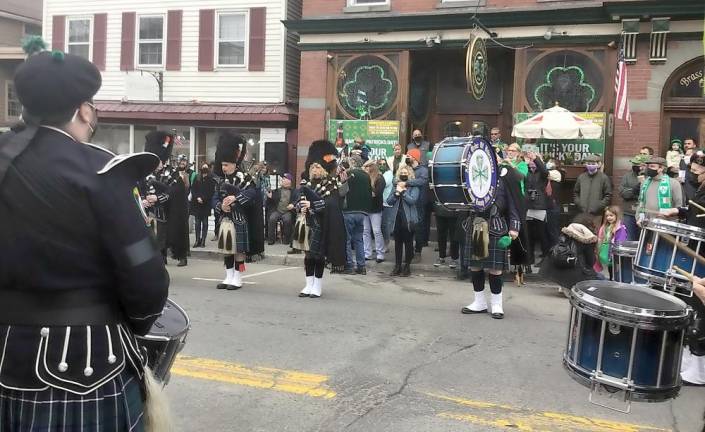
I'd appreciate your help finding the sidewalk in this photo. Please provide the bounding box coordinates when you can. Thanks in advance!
[188,233,546,282]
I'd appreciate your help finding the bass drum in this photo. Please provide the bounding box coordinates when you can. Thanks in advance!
[429,136,498,212]
[136,299,190,384]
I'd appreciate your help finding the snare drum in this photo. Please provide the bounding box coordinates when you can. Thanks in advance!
[611,241,647,285]
[136,299,190,384]
[429,136,498,211]
[564,281,692,411]
[634,218,705,296]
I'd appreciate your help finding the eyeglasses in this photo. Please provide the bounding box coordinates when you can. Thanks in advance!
[85,102,98,114]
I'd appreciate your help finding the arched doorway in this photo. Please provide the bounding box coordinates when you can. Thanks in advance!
[661,56,705,149]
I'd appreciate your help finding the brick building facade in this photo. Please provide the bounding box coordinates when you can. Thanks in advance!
[286,0,704,192]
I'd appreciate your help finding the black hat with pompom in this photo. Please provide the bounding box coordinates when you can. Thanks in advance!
[13,37,101,118]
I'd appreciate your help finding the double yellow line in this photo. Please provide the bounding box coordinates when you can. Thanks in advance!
[172,355,336,399]
[172,355,672,431]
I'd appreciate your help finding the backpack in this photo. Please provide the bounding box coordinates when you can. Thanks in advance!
[551,234,578,269]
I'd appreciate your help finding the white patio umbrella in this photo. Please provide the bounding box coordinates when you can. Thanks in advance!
[512,104,603,140]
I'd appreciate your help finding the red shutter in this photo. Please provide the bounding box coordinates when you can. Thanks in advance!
[92,13,107,70]
[120,12,136,71]
[51,15,65,52]
[248,7,266,72]
[198,9,215,72]
[166,10,182,71]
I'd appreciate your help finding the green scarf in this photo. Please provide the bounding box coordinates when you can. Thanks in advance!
[639,176,672,215]
[598,224,613,266]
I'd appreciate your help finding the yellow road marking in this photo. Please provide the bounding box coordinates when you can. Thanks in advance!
[428,393,670,432]
[171,355,336,399]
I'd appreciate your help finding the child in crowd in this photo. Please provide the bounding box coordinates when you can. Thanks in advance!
[666,139,683,169]
[593,206,628,279]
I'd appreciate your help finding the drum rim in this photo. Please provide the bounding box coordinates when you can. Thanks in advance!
[642,217,705,240]
[570,281,690,320]
[632,268,693,291]
[613,241,638,254]
[137,298,191,342]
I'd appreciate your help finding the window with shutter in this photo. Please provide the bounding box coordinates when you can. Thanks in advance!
[93,13,107,71]
[137,15,165,67]
[52,15,66,52]
[217,12,248,67]
[66,17,92,60]
[121,12,136,71]
[198,9,215,71]
[166,10,182,71]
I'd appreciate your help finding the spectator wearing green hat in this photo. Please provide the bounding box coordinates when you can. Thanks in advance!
[619,154,648,240]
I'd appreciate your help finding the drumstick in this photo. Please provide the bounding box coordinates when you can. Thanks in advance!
[660,233,705,268]
[672,265,694,282]
[689,200,705,214]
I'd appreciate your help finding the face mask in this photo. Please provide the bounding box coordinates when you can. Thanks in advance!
[399,175,409,182]
[413,137,421,143]
[201,169,209,174]
[546,162,555,170]
[586,165,598,174]
[632,165,641,175]
[646,168,659,178]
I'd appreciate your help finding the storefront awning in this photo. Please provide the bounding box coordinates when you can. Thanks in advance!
[95,101,298,123]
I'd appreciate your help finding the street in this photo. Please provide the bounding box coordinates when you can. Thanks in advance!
[163,259,705,432]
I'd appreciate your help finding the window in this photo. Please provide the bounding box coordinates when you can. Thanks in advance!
[351,0,388,4]
[24,23,42,37]
[217,13,247,67]
[6,82,22,120]
[138,15,165,67]
[67,18,91,60]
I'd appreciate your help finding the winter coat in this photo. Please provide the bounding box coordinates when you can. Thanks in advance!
[190,174,216,218]
[387,185,420,233]
[619,171,641,216]
[540,223,599,289]
[370,175,386,214]
[525,159,549,210]
[593,222,628,273]
[573,171,612,216]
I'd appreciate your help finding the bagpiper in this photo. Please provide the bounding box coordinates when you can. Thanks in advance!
[212,132,258,290]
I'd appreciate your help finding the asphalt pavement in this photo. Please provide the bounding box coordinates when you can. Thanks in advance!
[163,257,705,432]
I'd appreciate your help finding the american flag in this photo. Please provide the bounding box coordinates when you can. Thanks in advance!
[615,43,632,129]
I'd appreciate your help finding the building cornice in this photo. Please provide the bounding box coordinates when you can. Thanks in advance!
[284,0,704,35]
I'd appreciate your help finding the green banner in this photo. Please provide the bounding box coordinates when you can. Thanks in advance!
[328,120,400,160]
[514,112,607,166]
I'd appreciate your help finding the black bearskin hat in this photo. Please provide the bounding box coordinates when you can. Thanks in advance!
[214,131,247,176]
[144,131,174,164]
[305,139,338,177]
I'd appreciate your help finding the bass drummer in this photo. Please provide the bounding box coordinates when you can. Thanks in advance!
[0,46,169,430]
[461,144,523,319]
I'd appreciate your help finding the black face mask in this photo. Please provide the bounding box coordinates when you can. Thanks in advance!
[632,165,641,175]
[413,137,421,143]
[399,175,409,182]
[646,168,659,178]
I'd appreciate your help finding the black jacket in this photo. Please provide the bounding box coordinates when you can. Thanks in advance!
[0,127,168,394]
[525,159,549,210]
[370,176,386,213]
[191,174,216,218]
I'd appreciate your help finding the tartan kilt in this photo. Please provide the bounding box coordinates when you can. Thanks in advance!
[462,235,509,272]
[0,369,144,432]
[217,217,249,255]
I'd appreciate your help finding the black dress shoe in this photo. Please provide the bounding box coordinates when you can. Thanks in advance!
[226,284,241,290]
[217,283,227,290]
[287,249,301,255]
[376,258,385,263]
[401,264,411,277]
[298,292,310,298]
[193,241,200,248]
[309,294,320,299]
[355,267,367,275]
[491,312,504,319]
[177,259,187,267]
[390,266,401,276]
[267,241,276,245]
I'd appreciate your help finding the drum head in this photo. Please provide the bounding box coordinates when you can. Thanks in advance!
[571,281,689,322]
[463,136,498,212]
[147,299,190,340]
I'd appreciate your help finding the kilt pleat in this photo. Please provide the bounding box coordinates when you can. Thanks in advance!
[0,370,144,432]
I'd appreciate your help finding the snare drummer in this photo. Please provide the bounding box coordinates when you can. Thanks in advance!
[636,156,683,224]
[0,47,169,430]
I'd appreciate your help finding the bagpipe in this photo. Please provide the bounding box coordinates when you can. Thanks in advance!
[292,181,328,252]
